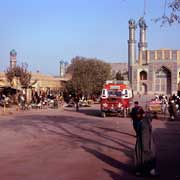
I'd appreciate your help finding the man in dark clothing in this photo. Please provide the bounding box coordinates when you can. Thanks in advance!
[168,100,177,121]
[130,101,144,135]
[134,112,158,177]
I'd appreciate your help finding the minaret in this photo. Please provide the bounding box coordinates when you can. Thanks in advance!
[64,61,68,73]
[138,17,147,64]
[128,19,136,85]
[10,49,17,69]
[60,60,65,77]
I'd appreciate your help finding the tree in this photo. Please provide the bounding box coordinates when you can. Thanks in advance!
[62,80,75,96]
[115,71,128,80]
[154,0,180,25]
[65,56,111,97]
[5,63,31,88]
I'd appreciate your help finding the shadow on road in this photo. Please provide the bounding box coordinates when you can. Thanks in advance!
[0,112,136,179]
[65,107,101,117]
[0,113,135,153]
[96,126,136,138]
[103,169,122,180]
[81,146,147,180]
[0,110,179,180]
[153,121,180,180]
[79,107,101,117]
[81,145,132,171]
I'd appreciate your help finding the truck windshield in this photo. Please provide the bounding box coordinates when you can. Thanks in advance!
[108,90,121,97]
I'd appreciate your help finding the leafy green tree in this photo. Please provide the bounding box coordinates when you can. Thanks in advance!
[66,56,111,97]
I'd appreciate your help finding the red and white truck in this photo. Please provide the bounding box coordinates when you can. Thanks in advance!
[100,80,133,117]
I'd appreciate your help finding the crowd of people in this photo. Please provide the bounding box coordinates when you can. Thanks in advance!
[0,90,94,112]
[0,90,64,111]
[152,94,180,120]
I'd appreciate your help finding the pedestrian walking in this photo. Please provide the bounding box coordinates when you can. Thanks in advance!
[130,101,144,135]
[161,96,168,114]
[168,100,177,121]
[74,95,80,112]
[19,94,26,110]
[134,111,159,177]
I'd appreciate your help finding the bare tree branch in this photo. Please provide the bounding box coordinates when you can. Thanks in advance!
[5,63,31,88]
[153,0,180,25]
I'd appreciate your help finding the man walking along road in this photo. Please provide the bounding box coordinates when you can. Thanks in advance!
[74,95,80,112]
[134,110,159,177]
[168,99,177,121]
[130,101,144,135]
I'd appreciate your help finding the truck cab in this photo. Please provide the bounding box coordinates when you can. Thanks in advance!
[100,80,132,117]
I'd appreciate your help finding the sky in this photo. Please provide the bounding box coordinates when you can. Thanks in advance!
[0,0,179,75]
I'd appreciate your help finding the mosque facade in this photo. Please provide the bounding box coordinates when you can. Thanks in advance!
[128,17,180,95]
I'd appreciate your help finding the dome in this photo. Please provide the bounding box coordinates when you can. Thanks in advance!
[128,19,136,28]
[10,49,17,57]
[128,19,135,25]
[139,17,147,29]
[60,60,64,64]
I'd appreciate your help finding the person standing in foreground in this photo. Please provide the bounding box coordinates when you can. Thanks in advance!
[130,101,144,135]
[134,110,159,177]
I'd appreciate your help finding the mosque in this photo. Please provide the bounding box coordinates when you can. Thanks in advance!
[128,17,180,95]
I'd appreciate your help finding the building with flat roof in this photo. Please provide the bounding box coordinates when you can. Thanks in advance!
[0,50,70,92]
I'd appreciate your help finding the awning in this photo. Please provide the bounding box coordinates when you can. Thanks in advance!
[0,86,21,94]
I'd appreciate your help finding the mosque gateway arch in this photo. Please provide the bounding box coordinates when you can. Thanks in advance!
[128,16,179,95]
[155,66,171,95]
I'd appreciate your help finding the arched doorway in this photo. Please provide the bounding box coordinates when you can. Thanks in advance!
[140,70,147,80]
[155,66,171,95]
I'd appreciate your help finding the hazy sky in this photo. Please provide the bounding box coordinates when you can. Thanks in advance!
[0,0,179,75]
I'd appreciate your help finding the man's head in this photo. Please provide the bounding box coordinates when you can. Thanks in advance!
[134,101,139,107]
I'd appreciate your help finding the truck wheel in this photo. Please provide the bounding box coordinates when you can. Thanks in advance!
[101,112,106,118]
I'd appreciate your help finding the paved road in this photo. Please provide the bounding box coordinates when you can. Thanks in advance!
[0,104,179,180]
